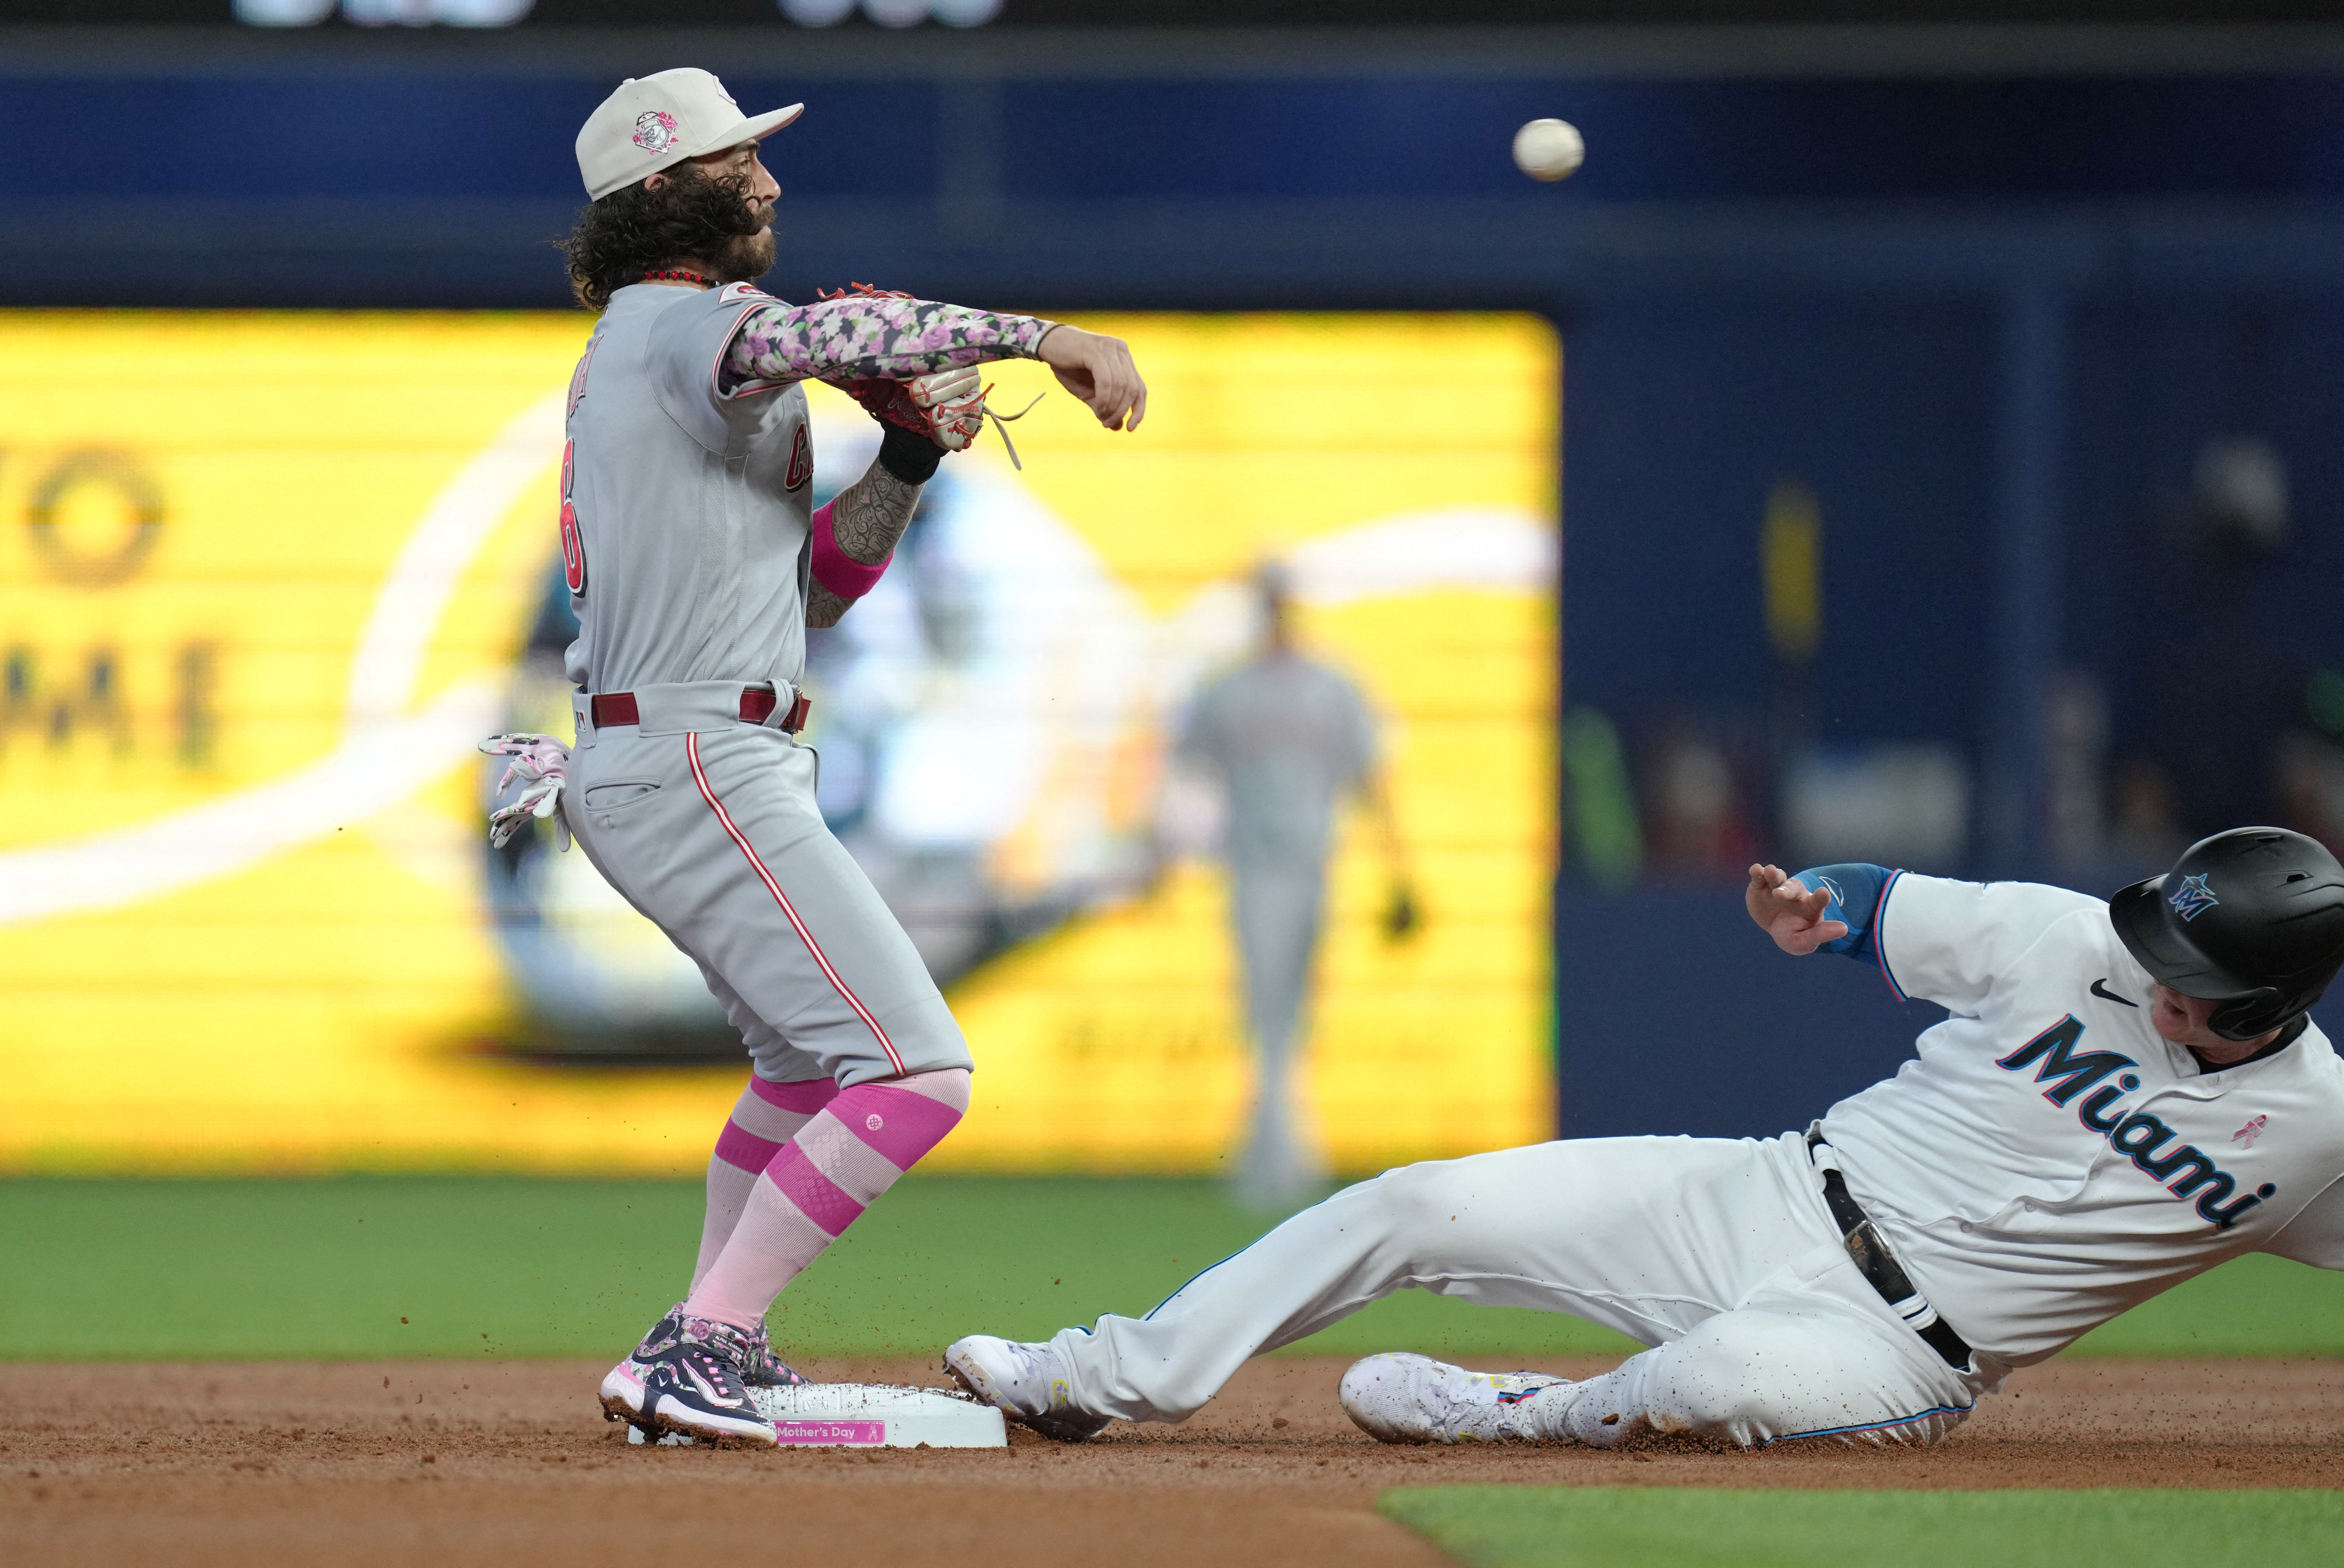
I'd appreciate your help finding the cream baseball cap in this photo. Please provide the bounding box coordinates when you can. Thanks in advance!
[576,69,804,201]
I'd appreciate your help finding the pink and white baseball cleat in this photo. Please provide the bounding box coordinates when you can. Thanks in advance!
[600,1307,801,1447]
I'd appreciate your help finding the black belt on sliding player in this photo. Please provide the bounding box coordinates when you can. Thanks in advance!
[1806,1133,1974,1370]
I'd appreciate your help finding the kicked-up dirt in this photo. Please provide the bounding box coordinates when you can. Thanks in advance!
[6,1354,2342,1567]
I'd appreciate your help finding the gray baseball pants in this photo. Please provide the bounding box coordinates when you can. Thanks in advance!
[565,680,972,1086]
[1231,860,1329,1204]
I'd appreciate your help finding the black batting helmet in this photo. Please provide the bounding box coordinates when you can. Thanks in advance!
[2111,826,2344,1041]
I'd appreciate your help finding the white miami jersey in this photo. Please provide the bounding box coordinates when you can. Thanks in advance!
[1815,873,2344,1365]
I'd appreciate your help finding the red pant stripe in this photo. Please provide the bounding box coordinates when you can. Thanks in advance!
[685,731,905,1075]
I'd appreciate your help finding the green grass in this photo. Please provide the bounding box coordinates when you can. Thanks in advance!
[1377,1488,2344,1568]
[0,1175,1636,1361]
[3,1176,2339,1361]
[2064,1250,2344,1355]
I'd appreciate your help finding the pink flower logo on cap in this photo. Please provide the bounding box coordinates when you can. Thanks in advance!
[632,111,679,154]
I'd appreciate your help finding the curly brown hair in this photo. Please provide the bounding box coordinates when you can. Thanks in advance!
[561,163,774,312]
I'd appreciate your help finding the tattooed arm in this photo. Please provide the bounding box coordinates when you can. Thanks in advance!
[806,455,924,629]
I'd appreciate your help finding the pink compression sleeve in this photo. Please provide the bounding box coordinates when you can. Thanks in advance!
[809,500,892,600]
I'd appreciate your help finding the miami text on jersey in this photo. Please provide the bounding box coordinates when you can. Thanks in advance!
[1996,1016,2276,1230]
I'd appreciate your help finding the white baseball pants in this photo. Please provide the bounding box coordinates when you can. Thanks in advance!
[1044,1131,1990,1447]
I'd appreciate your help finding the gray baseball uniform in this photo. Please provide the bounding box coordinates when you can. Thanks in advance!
[558,281,1043,1086]
[1181,649,1378,1198]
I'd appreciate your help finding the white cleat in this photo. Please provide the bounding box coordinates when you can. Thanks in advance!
[1339,1352,1574,1445]
[943,1334,1110,1442]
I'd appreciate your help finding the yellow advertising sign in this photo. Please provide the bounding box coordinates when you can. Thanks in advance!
[0,309,1555,1175]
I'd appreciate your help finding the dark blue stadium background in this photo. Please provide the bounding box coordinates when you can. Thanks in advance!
[12,23,2344,1135]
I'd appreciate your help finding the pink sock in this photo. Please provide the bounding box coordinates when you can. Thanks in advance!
[683,1067,971,1331]
[691,1075,839,1290]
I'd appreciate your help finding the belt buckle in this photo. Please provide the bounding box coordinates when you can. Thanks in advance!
[1843,1217,1893,1279]
[736,687,810,734]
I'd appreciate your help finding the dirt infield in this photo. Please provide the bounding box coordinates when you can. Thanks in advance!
[7,1355,2342,1567]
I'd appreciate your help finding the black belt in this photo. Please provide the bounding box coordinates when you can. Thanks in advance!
[1807,1133,1973,1370]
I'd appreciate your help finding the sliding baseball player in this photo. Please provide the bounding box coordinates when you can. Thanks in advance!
[947,827,2344,1447]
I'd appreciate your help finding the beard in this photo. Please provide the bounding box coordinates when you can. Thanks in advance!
[711,224,776,283]
[650,164,774,283]
[564,159,779,312]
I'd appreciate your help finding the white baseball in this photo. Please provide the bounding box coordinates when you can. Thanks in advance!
[1512,118,1584,183]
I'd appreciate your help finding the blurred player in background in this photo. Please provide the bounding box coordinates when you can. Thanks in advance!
[1176,562,1414,1210]
[488,69,1145,1446]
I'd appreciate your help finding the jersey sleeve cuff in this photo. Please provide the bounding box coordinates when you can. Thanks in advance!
[1794,861,1894,965]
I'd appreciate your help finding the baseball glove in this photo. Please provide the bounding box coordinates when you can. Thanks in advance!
[817,280,914,303]
[1380,880,1422,945]
[825,369,968,446]
[819,282,1042,468]
[830,368,1044,468]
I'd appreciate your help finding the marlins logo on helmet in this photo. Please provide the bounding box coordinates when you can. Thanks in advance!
[2169,873,2220,922]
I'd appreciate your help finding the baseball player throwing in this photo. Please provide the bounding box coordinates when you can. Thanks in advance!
[945,827,2344,1447]
[502,70,1144,1446]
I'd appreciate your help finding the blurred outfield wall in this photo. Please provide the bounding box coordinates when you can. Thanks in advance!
[0,308,1556,1176]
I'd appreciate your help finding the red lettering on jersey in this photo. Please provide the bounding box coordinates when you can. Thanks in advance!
[558,438,586,593]
[784,424,813,491]
[561,501,586,594]
[567,334,600,417]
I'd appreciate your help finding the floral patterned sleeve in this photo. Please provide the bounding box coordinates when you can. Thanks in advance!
[720,294,1054,395]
